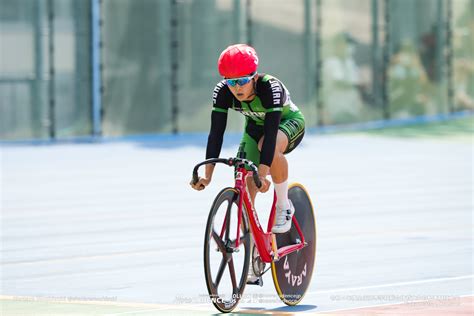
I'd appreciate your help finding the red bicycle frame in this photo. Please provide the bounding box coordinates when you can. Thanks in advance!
[231,165,306,263]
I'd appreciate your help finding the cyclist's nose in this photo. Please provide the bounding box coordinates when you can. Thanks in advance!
[236,83,245,91]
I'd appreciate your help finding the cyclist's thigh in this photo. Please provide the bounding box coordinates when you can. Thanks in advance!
[258,130,289,153]
[279,116,305,154]
[237,125,263,167]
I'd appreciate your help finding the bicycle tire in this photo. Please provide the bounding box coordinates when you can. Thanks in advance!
[270,183,317,306]
[203,187,251,313]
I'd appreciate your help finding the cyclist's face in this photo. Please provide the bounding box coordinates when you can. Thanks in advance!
[227,74,257,102]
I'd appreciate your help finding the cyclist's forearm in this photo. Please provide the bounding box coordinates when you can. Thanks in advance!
[205,164,215,180]
[260,111,281,167]
[257,164,270,177]
[206,111,227,159]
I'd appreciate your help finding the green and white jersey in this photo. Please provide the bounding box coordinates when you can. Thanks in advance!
[207,73,305,167]
[212,73,303,125]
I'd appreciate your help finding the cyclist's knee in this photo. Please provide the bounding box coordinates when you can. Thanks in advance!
[258,131,288,154]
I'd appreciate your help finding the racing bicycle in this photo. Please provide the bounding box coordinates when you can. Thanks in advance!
[192,157,316,312]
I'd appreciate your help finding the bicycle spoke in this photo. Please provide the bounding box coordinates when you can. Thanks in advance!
[219,212,228,239]
[227,255,238,292]
[214,256,227,288]
[211,230,226,253]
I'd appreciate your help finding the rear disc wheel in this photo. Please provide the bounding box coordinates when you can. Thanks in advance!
[271,183,317,305]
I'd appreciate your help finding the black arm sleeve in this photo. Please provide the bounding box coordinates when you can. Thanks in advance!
[260,111,282,167]
[205,111,228,159]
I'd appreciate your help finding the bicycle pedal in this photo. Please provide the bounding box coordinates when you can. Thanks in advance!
[246,276,264,287]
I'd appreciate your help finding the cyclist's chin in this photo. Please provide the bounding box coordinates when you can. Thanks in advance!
[235,93,253,102]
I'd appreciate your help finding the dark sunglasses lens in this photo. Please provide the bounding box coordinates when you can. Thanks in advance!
[226,79,237,86]
[237,78,250,85]
[226,76,252,86]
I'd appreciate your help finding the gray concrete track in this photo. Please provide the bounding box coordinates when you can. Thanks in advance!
[1,133,472,313]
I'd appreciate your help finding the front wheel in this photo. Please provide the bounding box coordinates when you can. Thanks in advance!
[203,187,251,313]
[271,183,317,305]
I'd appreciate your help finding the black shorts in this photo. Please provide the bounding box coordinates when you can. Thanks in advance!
[237,116,305,166]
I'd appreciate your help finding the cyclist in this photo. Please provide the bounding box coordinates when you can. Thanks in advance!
[190,43,305,234]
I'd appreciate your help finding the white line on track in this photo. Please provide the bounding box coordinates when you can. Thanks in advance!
[307,275,473,295]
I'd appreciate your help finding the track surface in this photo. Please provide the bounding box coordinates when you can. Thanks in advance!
[1,120,472,314]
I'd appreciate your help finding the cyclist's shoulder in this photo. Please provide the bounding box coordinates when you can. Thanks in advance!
[257,73,283,85]
[212,79,233,107]
[212,79,230,94]
[256,73,286,93]
[255,73,288,108]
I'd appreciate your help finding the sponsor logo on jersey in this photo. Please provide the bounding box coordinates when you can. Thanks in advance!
[212,81,226,105]
[243,111,265,121]
[269,79,282,105]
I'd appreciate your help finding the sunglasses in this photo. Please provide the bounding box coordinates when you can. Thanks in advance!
[225,73,256,87]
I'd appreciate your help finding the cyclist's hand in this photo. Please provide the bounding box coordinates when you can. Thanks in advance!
[190,177,211,191]
[257,176,271,193]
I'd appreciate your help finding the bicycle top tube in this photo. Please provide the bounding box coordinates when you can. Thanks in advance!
[192,157,262,188]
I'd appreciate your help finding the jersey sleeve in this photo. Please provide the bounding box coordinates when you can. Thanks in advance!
[258,77,286,166]
[212,80,233,113]
[205,111,227,159]
[206,81,233,159]
[258,76,286,113]
[260,110,281,167]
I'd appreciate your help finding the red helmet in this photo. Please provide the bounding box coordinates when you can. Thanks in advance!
[217,44,259,78]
